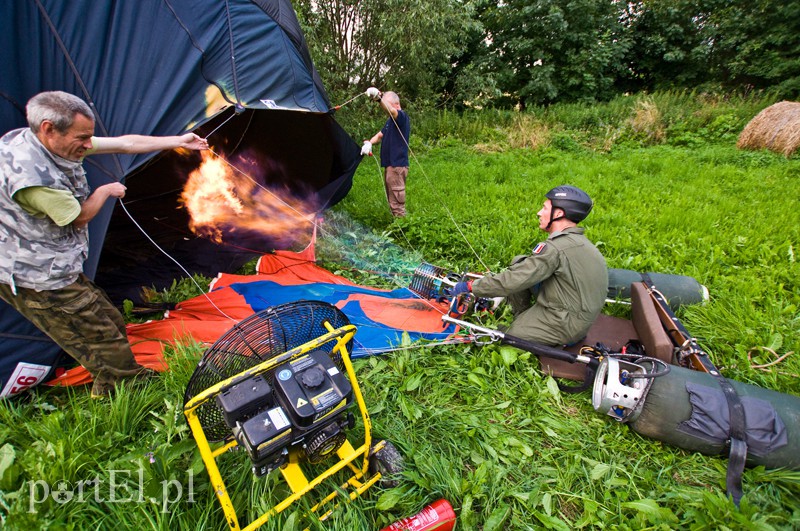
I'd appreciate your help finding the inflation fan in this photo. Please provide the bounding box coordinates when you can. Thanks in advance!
[183,300,403,530]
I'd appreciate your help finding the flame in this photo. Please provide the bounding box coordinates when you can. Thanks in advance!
[180,150,316,246]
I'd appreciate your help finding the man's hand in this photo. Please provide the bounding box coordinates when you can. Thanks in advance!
[450,281,472,296]
[360,140,373,156]
[98,182,127,199]
[72,182,127,228]
[365,87,382,101]
[178,133,209,151]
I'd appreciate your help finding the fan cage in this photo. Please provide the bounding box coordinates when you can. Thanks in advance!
[183,300,352,442]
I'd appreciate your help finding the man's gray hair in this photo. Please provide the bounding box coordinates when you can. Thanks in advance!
[383,91,400,105]
[26,91,94,133]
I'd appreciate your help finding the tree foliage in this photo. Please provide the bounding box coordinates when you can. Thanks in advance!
[294,0,800,109]
[618,0,715,93]
[620,0,800,98]
[478,0,628,107]
[294,0,476,105]
[708,0,800,97]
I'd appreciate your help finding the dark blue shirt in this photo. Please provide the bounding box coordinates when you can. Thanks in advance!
[379,109,410,168]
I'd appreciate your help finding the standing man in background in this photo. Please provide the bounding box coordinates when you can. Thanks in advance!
[361,87,411,218]
[0,90,208,397]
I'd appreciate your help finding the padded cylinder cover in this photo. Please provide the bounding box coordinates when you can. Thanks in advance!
[608,269,707,308]
[628,364,800,470]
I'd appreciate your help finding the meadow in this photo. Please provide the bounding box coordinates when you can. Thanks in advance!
[1,91,799,530]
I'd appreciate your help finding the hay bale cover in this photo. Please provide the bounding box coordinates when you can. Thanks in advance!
[737,101,800,157]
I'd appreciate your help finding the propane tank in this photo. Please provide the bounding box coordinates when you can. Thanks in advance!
[380,499,457,531]
[607,268,708,307]
[592,357,800,470]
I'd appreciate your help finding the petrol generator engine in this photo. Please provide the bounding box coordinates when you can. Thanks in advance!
[183,301,358,478]
[215,349,355,476]
[184,301,405,529]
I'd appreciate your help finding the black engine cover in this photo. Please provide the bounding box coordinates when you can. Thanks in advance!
[273,350,353,430]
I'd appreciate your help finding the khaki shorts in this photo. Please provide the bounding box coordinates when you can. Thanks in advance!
[384,166,409,217]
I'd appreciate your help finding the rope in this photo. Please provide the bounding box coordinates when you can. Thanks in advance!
[330,92,367,111]
[117,200,238,323]
[382,105,490,272]
[202,108,240,140]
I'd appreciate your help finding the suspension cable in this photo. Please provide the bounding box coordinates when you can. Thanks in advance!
[381,104,491,272]
[117,199,238,322]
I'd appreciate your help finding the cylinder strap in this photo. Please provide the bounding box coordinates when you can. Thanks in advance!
[640,273,747,505]
[715,375,747,506]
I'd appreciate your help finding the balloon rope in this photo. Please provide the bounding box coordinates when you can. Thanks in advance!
[202,108,239,141]
[331,92,367,111]
[118,199,239,322]
[385,110,490,272]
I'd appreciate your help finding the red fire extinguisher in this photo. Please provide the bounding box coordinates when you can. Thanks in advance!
[379,499,457,531]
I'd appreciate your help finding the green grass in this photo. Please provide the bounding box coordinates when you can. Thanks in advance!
[2,93,799,530]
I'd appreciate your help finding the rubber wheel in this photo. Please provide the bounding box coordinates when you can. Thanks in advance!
[368,440,404,488]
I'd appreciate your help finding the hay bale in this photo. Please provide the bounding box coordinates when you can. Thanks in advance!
[737,101,800,157]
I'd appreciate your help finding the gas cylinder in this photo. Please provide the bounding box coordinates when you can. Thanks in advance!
[380,499,457,531]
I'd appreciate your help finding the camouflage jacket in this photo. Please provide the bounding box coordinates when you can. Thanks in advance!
[0,128,90,292]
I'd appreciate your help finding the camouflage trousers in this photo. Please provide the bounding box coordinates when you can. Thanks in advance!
[384,166,408,217]
[0,274,147,396]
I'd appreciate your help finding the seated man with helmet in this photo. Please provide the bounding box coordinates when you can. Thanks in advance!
[451,185,608,347]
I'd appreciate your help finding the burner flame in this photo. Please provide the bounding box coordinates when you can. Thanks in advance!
[180,151,316,247]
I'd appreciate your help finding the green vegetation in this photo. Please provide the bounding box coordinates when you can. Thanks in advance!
[341,89,780,155]
[1,93,799,530]
[299,0,800,108]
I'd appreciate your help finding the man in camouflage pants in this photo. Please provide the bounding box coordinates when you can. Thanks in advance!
[450,185,608,347]
[0,91,208,397]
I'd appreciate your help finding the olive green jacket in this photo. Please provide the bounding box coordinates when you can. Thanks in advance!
[471,227,607,346]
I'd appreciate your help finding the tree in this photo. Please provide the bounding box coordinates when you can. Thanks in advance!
[478,0,628,108]
[708,0,800,98]
[294,0,477,106]
[617,0,715,93]
[618,0,800,98]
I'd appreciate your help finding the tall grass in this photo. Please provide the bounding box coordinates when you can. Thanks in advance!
[347,89,781,153]
[1,91,798,530]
